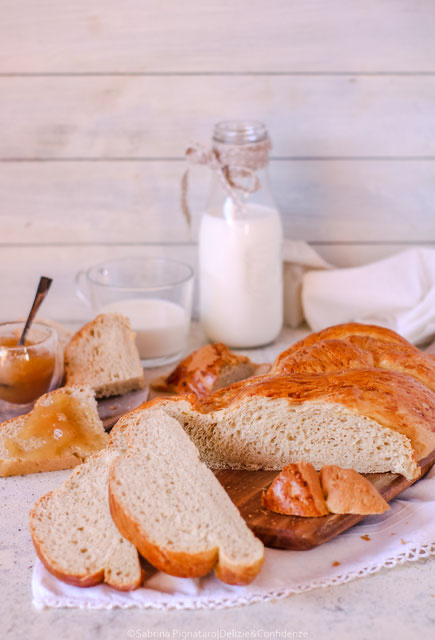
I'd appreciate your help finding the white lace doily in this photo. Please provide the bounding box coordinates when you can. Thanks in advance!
[33,465,435,610]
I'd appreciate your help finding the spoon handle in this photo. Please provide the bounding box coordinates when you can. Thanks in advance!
[17,276,53,346]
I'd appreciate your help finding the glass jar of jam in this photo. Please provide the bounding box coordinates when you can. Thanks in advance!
[0,322,63,413]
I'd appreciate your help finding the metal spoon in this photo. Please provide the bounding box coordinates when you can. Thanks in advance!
[17,276,53,346]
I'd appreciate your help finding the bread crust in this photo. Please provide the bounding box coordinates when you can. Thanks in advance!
[272,326,435,395]
[262,462,329,517]
[276,322,410,359]
[108,471,220,579]
[31,495,106,588]
[195,369,435,461]
[108,442,264,586]
[0,455,81,477]
[64,313,145,397]
[320,465,390,515]
[214,554,264,586]
[29,452,144,591]
[0,385,107,477]
[272,339,375,375]
[152,343,265,398]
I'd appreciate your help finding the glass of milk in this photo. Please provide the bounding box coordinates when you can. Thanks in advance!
[198,121,283,348]
[75,256,194,367]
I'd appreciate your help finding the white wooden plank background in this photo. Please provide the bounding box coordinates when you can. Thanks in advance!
[1,76,435,158]
[0,0,434,323]
[6,243,431,325]
[1,161,434,244]
[1,0,435,73]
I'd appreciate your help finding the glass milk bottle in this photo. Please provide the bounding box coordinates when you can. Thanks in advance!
[198,121,283,347]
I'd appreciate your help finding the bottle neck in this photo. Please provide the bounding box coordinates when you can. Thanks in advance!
[212,137,271,173]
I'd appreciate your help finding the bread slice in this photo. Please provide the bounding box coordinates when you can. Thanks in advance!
[320,465,389,515]
[262,462,329,517]
[110,366,435,480]
[29,449,143,590]
[0,385,107,477]
[152,343,269,398]
[109,409,264,585]
[65,313,145,398]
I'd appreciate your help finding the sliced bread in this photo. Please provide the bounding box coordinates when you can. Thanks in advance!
[262,462,329,517]
[65,313,144,398]
[29,449,143,590]
[109,409,264,585]
[110,367,435,480]
[152,342,269,398]
[320,465,390,515]
[0,385,107,477]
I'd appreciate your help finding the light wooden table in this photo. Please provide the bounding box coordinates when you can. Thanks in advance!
[1,324,434,640]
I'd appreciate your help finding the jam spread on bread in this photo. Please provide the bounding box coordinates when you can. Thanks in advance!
[5,393,106,460]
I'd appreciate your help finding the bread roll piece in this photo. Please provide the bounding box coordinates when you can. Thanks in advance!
[65,313,144,398]
[272,323,435,394]
[109,409,264,585]
[0,385,107,477]
[29,449,143,590]
[152,342,269,398]
[262,462,329,517]
[320,465,390,515]
[110,367,435,480]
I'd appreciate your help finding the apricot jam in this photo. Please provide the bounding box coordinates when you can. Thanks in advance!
[5,392,106,460]
[0,335,57,404]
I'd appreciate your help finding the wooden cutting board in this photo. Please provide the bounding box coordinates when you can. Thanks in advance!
[214,449,435,550]
[98,384,150,430]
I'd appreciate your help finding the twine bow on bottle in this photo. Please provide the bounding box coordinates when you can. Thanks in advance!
[180,136,271,227]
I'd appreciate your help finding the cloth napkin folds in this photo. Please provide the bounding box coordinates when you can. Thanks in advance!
[33,465,435,611]
[284,244,435,345]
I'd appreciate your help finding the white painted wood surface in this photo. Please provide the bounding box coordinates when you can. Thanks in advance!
[5,242,432,325]
[1,160,434,244]
[0,1,434,322]
[1,0,435,72]
[2,76,435,158]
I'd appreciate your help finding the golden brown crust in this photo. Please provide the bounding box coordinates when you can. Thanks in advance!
[29,463,144,591]
[0,455,81,477]
[276,322,410,361]
[320,466,390,515]
[108,474,219,579]
[152,343,262,398]
[272,327,435,395]
[31,526,106,589]
[262,462,329,517]
[214,555,264,586]
[272,339,375,375]
[172,368,435,461]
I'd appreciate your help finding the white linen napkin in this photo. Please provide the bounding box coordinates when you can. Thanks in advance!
[283,240,331,328]
[32,465,435,611]
[283,243,435,345]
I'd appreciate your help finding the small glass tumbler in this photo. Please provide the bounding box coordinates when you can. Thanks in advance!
[0,322,64,419]
[75,256,194,367]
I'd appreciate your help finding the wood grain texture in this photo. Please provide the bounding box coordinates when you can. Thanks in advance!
[1,243,433,324]
[215,450,435,550]
[0,244,197,323]
[1,0,435,73]
[0,0,434,289]
[2,76,435,158]
[1,160,434,244]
